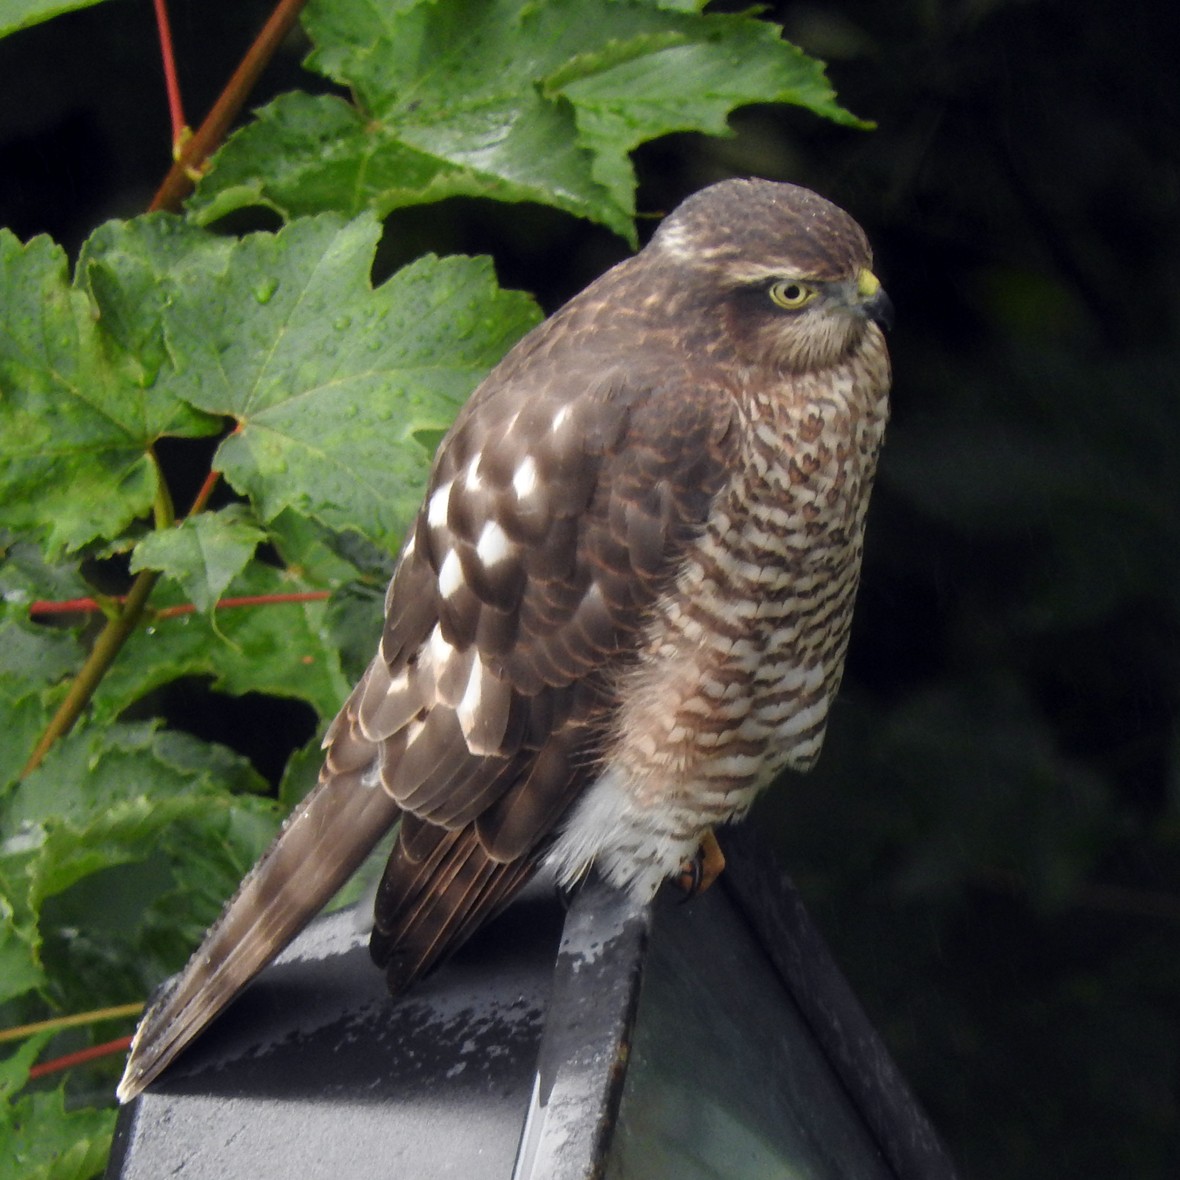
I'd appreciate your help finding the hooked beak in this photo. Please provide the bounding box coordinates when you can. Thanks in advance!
[855,268,894,331]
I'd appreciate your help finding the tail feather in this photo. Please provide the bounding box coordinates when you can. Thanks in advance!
[370,820,538,993]
[117,768,401,1103]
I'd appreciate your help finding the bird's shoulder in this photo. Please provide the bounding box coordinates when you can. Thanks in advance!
[326,295,743,850]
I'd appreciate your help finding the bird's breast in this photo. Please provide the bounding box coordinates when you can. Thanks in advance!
[606,361,888,801]
[546,356,888,900]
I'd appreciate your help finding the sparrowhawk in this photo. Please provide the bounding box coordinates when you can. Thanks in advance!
[118,178,893,1102]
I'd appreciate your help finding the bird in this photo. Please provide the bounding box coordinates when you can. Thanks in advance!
[117,177,892,1103]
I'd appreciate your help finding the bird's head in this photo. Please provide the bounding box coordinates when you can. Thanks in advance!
[648,178,892,373]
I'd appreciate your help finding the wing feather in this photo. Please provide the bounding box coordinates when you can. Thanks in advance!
[365,353,738,978]
[119,259,739,1103]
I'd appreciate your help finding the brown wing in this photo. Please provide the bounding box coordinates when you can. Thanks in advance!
[118,273,737,1103]
[341,331,739,990]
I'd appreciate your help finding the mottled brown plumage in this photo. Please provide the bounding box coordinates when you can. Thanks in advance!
[118,178,892,1102]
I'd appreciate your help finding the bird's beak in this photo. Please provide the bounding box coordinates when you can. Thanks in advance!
[855,268,894,331]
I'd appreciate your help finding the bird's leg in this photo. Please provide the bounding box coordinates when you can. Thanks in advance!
[676,828,726,898]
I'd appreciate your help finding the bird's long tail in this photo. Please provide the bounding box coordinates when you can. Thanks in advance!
[116,766,401,1103]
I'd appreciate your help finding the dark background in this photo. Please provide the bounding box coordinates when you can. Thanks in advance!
[2,1,1177,1176]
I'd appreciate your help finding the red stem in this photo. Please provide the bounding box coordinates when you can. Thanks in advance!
[156,591,331,618]
[149,0,310,213]
[187,466,223,517]
[27,1036,134,1081]
[27,597,114,617]
[28,591,331,620]
[152,0,187,147]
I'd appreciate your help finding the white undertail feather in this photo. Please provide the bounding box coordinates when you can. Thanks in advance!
[545,767,701,900]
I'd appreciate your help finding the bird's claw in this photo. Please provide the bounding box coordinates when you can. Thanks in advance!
[676,829,725,899]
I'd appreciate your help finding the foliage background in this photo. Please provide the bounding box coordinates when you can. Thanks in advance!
[1,1,1177,1177]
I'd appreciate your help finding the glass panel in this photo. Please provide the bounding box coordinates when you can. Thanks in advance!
[606,885,894,1180]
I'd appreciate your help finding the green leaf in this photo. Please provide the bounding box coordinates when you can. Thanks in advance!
[277,734,327,812]
[0,1031,51,1099]
[265,508,388,589]
[190,0,865,241]
[0,886,45,1005]
[136,797,282,957]
[0,232,221,554]
[3,723,272,896]
[554,14,869,209]
[0,0,111,40]
[0,1086,114,1180]
[0,721,281,1007]
[130,506,268,615]
[0,537,93,614]
[0,542,90,791]
[90,562,353,724]
[323,579,387,682]
[0,620,82,697]
[81,213,540,551]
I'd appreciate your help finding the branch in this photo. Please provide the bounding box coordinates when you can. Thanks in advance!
[150,0,311,213]
[0,1003,144,1046]
[21,570,161,777]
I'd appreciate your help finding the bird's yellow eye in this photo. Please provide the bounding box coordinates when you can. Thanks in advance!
[768,280,817,310]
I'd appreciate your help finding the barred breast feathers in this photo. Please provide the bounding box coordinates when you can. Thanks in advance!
[546,328,889,900]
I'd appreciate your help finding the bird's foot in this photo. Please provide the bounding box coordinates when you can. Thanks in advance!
[676,829,725,899]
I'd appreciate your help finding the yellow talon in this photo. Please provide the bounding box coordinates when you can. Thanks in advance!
[676,829,726,897]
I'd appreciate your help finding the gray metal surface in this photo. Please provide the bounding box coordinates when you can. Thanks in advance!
[513,881,651,1180]
[108,835,960,1180]
[107,887,564,1180]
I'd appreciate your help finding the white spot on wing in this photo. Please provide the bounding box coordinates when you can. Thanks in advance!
[427,480,452,529]
[463,454,483,493]
[476,520,512,567]
[551,405,572,433]
[777,664,825,694]
[427,623,453,670]
[703,753,763,777]
[512,455,538,499]
[438,549,464,598]
[456,658,485,737]
[404,717,426,749]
